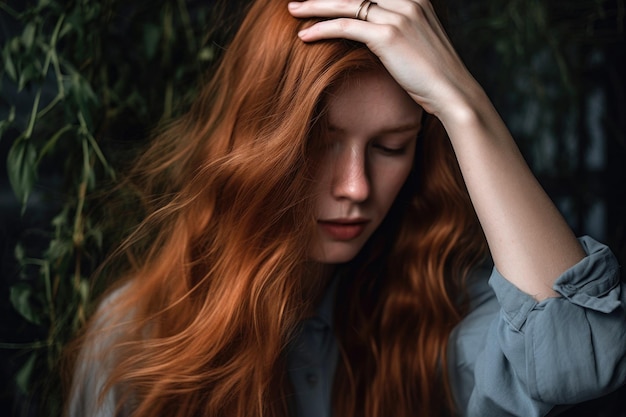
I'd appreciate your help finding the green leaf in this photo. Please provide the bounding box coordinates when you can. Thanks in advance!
[37,0,52,9]
[14,243,25,263]
[198,46,214,62]
[0,106,16,141]
[2,44,18,81]
[10,282,41,325]
[83,2,102,21]
[68,73,99,130]
[143,23,161,60]
[16,353,37,395]
[18,61,42,91]
[21,22,37,51]
[89,226,103,249]
[45,238,73,260]
[7,138,38,209]
[7,139,37,212]
[59,21,73,39]
[38,125,73,161]
[51,207,69,232]
[78,278,90,305]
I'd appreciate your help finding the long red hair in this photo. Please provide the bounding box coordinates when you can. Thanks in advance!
[66,1,486,416]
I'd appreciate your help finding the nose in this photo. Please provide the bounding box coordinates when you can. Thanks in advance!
[330,145,370,202]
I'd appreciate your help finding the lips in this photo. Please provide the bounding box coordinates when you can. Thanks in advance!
[318,219,369,241]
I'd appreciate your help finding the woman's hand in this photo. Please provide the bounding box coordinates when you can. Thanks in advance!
[287,0,485,122]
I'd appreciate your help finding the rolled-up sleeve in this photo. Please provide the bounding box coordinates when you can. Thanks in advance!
[448,236,626,417]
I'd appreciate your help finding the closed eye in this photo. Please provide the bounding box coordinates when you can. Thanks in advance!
[372,143,407,155]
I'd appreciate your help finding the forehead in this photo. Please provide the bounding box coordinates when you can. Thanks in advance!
[325,70,423,131]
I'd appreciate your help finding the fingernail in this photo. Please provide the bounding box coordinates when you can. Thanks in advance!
[288,2,301,9]
[297,29,308,37]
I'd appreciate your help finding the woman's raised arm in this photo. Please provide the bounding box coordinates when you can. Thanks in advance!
[288,0,586,300]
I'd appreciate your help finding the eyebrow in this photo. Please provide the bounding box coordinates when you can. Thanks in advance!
[327,122,422,135]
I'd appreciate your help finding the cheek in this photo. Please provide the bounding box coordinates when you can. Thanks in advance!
[376,159,415,207]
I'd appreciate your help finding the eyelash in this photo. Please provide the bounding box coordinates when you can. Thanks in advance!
[372,143,406,155]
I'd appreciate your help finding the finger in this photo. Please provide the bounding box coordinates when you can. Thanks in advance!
[287,0,419,21]
[289,0,400,27]
[288,0,366,19]
[289,0,438,35]
[296,16,371,44]
[288,0,426,19]
[294,2,420,47]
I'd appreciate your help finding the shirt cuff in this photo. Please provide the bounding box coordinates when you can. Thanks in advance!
[488,236,622,331]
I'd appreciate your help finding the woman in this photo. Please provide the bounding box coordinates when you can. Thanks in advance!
[67,0,626,416]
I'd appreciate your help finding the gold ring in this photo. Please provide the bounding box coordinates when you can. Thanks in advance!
[355,0,369,19]
[362,1,375,21]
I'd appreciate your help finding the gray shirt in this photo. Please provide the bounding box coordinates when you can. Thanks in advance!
[71,236,626,416]
[285,236,626,417]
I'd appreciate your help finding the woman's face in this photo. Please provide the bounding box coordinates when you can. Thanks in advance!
[310,70,423,264]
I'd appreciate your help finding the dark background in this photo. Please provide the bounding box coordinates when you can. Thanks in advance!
[1,0,625,415]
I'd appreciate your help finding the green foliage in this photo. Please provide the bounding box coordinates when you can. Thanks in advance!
[0,0,222,414]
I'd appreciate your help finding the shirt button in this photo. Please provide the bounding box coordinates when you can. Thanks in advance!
[306,373,318,387]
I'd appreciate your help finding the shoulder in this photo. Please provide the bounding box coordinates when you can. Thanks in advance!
[67,282,136,417]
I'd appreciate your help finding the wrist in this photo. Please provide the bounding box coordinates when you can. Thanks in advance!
[434,86,503,142]
[441,84,489,121]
